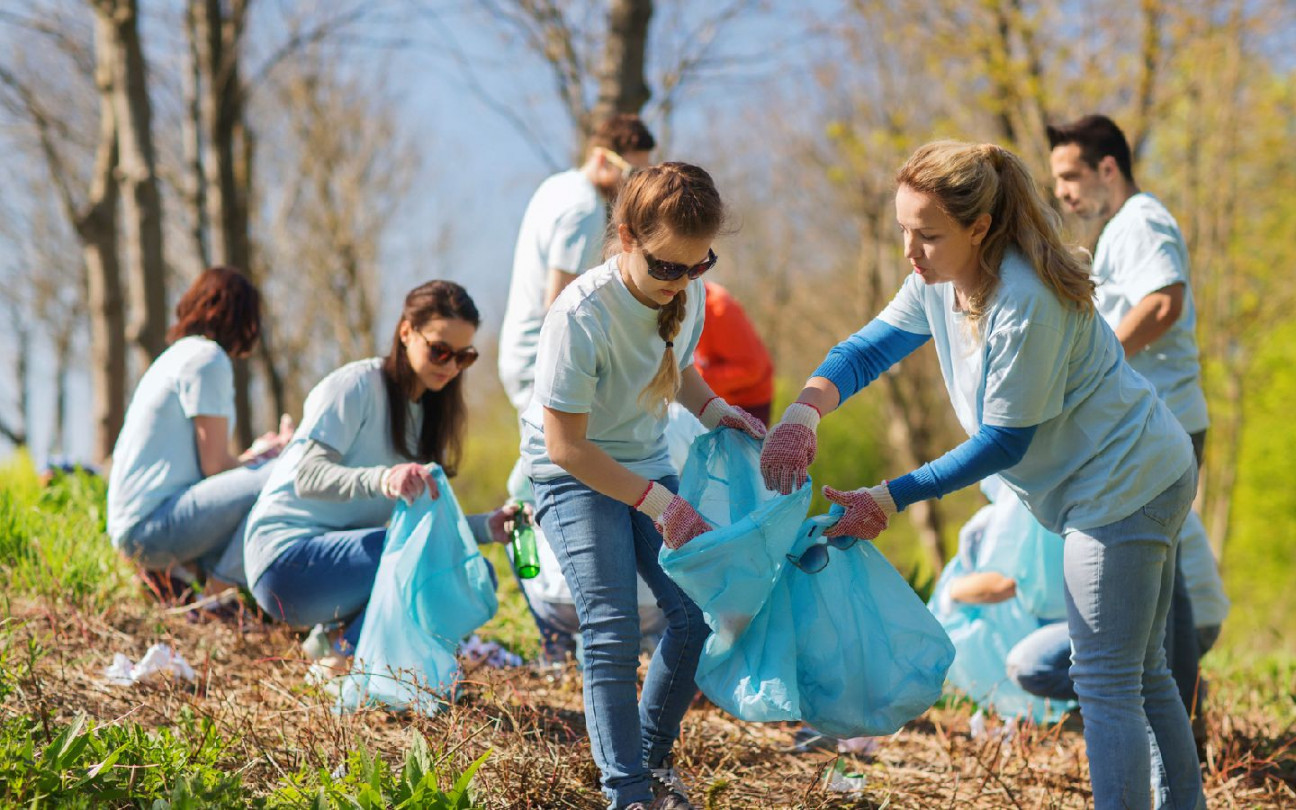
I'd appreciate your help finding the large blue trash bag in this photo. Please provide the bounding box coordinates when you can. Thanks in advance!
[661,429,955,738]
[339,465,498,714]
[928,479,1074,723]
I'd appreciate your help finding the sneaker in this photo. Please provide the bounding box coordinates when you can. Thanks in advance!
[650,765,693,809]
[649,793,694,810]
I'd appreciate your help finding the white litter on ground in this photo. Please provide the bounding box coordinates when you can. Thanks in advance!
[104,643,196,685]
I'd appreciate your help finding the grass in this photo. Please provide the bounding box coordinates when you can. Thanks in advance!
[1,455,1294,808]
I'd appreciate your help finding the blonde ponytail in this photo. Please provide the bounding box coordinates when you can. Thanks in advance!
[637,291,689,418]
[897,141,1095,323]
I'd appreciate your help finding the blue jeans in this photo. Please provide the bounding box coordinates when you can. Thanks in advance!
[1063,466,1203,810]
[122,461,275,585]
[533,474,708,810]
[252,528,386,650]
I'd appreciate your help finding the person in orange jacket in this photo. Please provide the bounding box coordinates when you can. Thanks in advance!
[695,281,775,426]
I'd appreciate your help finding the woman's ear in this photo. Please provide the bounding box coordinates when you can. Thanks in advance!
[617,223,636,253]
[971,213,992,246]
[397,318,411,346]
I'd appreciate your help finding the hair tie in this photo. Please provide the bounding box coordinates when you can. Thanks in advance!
[665,341,674,348]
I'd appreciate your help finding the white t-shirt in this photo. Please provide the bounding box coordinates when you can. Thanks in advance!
[1177,509,1230,627]
[878,248,1193,534]
[1093,193,1208,434]
[498,169,608,411]
[107,337,234,544]
[243,358,420,587]
[520,257,706,483]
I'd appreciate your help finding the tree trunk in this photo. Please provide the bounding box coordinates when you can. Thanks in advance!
[196,0,267,447]
[83,10,127,465]
[182,0,209,272]
[101,0,168,372]
[589,0,653,129]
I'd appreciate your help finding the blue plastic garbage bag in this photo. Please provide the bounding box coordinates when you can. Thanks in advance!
[661,428,955,738]
[929,485,1074,723]
[339,465,497,714]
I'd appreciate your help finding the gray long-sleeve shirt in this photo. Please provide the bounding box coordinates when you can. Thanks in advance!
[293,439,494,544]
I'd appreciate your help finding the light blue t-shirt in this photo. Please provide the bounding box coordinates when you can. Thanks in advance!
[1093,193,1208,434]
[520,257,706,482]
[107,336,235,545]
[877,248,1193,534]
[243,358,421,587]
[498,169,608,411]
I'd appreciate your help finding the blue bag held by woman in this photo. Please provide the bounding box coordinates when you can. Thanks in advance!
[660,429,955,738]
[340,465,497,714]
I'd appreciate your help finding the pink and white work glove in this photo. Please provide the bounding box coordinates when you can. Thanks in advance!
[636,482,711,550]
[759,402,821,494]
[822,482,896,539]
[381,463,439,505]
[698,396,768,441]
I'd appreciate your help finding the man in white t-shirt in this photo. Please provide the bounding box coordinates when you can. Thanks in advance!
[497,114,655,411]
[1048,114,1215,747]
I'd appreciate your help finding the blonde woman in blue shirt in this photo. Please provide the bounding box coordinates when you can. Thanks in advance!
[761,142,1202,809]
[522,163,767,810]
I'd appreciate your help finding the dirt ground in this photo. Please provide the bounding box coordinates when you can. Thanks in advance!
[6,599,1293,809]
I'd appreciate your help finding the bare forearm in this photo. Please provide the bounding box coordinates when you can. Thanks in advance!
[948,572,1017,604]
[794,377,842,416]
[551,438,653,505]
[677,366,717,415]
[1115,287,1183,357]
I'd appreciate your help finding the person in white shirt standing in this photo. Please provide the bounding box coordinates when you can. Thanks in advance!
[1048,113,1215,748]
[498,113,656,413]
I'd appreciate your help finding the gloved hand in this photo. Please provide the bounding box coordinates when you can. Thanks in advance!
[635,482,711,550]
[759,402,821,494]
[381,463,438,504]
[822,482,896,539]
[698,396,768,441]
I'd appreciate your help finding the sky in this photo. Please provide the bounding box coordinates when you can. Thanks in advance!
[0,1,833,466]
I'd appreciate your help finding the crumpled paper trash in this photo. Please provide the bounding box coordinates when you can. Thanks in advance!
[825,760,868,792]
[969,710,1017,743]
[105,643,196,685]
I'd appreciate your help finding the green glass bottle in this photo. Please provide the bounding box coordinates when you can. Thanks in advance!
[511,504,540,579]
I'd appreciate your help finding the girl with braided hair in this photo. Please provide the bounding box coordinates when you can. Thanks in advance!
[761,141,1202,809]
[520,162,765,810]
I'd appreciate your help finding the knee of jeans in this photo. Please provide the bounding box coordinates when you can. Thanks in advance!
[581,612,645,665]
[1068,655,1147,703]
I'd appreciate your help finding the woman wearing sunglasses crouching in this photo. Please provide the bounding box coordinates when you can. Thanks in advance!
[522,163,766,810]
[761,142,1201,809]
[242,280,517,674]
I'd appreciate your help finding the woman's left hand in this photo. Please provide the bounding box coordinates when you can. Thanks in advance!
[822,483,897,539]
[698,396,767,441]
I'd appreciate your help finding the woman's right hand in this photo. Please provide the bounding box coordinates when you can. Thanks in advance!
[759,402,821,494]
[382,463,438,504]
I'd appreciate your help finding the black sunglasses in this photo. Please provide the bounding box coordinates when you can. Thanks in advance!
[416,332,479,369]
[643,248,718,282]
[786,522,858,574]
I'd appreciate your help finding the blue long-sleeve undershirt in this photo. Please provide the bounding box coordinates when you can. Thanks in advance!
[886,424,1036,511]
[812,318,1037,511]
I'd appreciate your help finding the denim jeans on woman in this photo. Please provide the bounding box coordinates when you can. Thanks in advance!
[120,460,275,586]
[251,527,386,650]
[533,474,709,810]
[1063,466,1204,810]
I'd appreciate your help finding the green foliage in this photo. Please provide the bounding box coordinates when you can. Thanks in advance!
[1223,319,1296,655]
[0,708,250,807]
[274,733,489,810]
[0,453,134,609]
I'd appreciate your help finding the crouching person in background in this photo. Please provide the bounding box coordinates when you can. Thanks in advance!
[242,280,516,676]
[107,266,290,601]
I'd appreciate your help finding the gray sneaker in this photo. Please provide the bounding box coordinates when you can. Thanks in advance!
[649,766,693,809]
